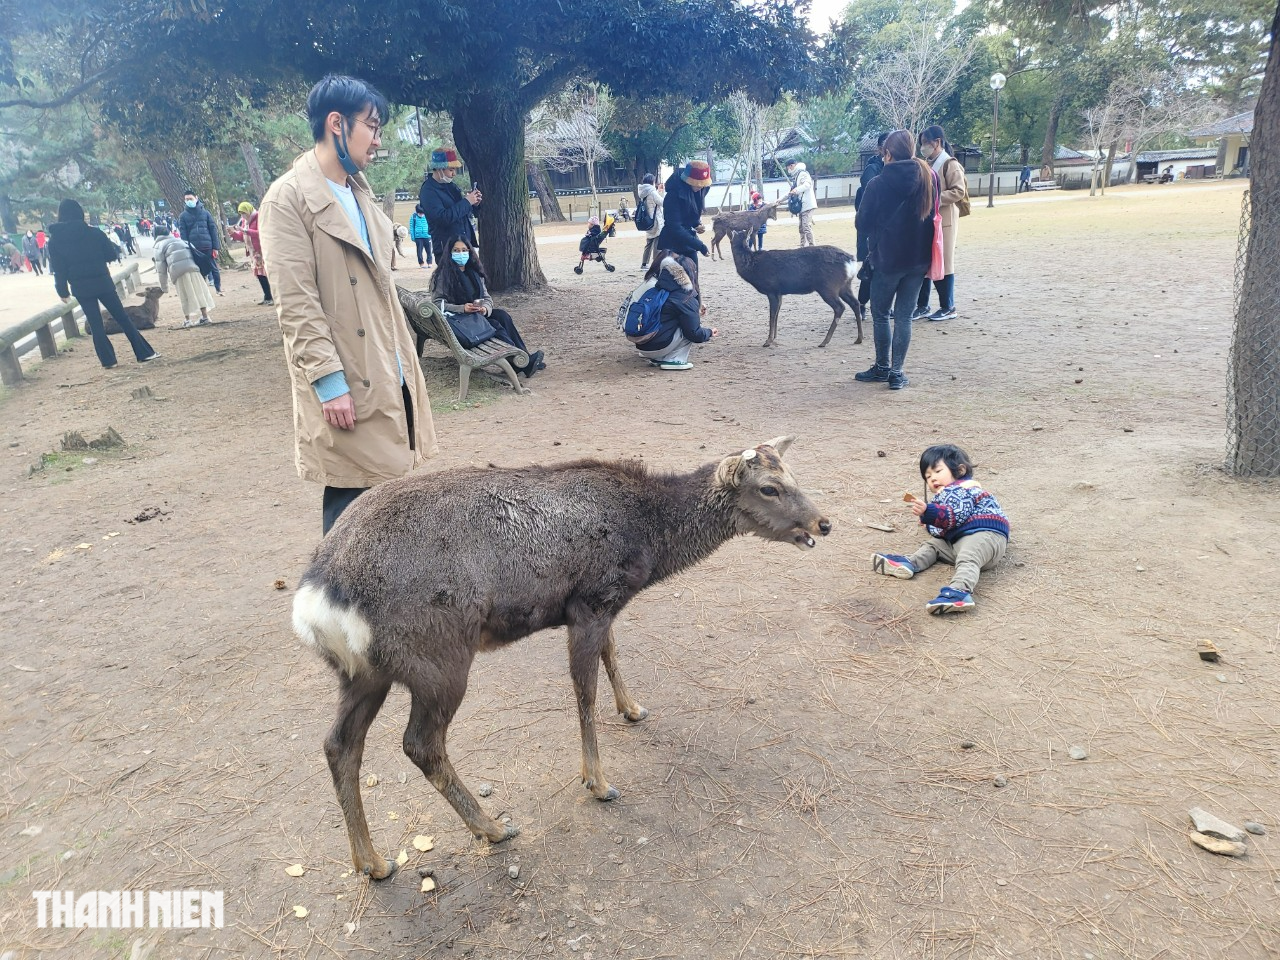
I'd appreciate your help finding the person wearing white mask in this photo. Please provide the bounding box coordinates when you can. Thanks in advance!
[913,124,969,321]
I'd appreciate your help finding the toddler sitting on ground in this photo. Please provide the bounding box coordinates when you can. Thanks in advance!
[871,444,1009,614]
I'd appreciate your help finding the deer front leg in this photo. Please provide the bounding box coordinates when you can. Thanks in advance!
[602,627,648,722]
[324,674,398,880]
[763,295,781,347]
[567,622,619,801]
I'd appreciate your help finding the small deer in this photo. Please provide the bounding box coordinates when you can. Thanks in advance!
[729,230,863,348]
[105,286,163,334]
[293,437,830,880]
[710,200,780,260]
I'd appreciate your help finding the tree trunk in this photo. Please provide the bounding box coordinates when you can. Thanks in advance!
[239,141,269,202]
[1227,0,1280,476]
[1102,140,1119,195]
[528,161,564,222]
[0,194,16,234]
[145,155,189,220]
[453,96,546,292]
[1041,93,1064,175]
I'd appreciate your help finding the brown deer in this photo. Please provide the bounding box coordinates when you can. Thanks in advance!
[729,229,863,348]
[709,200,781,260]
[292,438,831,880]
[105,286,163,334]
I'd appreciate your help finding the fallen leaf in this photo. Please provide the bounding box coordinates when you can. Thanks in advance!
[395,849,409,867]
[273,578,287,590]
[366,774,379,787]
[43,549,64,563]
[421,877,436,893]
[292,905,308,919]
[75,543,92,550]
[106,531,120,538]
[387,811,398,821]
[11,664,36,672]
[19,825,43,837]
[412,835,434,852]
[345,922,357,935]
[284,864,305,878]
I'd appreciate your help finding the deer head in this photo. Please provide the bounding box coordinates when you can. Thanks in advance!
[715,436,832,549]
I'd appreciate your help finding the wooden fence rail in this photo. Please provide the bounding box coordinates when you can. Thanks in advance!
[0,262,141,386]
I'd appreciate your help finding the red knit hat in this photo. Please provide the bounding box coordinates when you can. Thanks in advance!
[682,160,712,188]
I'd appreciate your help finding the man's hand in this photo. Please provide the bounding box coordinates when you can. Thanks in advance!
[467,188,482,206]
[210,249,218,259]
[463,302,482,313]
[322,394,356,430]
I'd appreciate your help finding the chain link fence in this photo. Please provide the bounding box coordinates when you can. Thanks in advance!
[1227,187,1280,477]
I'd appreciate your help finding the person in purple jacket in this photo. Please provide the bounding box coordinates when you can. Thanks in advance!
[871,444,1010,615]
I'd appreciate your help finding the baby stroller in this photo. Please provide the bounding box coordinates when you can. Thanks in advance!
[574,214,617,274]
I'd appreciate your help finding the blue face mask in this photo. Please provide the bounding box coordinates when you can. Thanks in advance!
[451,251,470,266]
[184,199,197,209]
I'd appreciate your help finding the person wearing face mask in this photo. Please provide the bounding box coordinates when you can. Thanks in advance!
[260,74,438,535]
[418,148,480,267]
[430,235,544,378]
[178,189,222,295]
[913,125,968,321]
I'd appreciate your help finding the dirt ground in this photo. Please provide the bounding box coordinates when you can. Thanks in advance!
[2,180,1278,960]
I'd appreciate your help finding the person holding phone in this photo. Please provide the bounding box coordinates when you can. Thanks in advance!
[431,235,544,379]
[419,147,480,265]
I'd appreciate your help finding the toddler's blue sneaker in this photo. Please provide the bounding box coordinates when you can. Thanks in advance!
[871,553,916,579]
[926,586,975,614]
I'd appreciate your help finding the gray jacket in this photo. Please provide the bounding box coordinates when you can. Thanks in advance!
[153,236,201,289]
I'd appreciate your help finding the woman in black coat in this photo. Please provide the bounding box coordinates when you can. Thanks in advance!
[430,235,544,378]
[48,199,158,368]
[655,160,711,287]
[853,129,935,391]
[633,251,716,371]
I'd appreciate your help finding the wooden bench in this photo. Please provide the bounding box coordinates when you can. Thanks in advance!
[396,285,531,403]
[1029,179,1059,191]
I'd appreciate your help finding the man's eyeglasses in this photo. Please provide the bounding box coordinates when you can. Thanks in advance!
[352,116,382,138]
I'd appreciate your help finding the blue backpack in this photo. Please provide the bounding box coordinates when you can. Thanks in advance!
[618,283,669,345]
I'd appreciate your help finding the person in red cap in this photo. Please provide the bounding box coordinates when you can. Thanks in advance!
[747,191,769,250]
[656,159,711,287]
[419,147,480,265]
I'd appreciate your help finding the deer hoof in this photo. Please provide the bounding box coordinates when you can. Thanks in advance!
[595,785,621,802]
[477,822,520,844]
[363,858,398,882]
[622,706,649,723]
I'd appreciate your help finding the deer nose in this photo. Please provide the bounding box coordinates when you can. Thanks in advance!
[818,518,832,536]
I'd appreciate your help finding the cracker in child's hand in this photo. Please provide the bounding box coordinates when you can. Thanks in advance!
[903,492,919,502]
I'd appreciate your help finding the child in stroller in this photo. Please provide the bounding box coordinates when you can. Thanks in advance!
[575,214,617,274]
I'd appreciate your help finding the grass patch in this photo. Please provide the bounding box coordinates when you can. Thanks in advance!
[29,427,128,479]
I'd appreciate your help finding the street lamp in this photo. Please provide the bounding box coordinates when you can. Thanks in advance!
[987,72,1006,209]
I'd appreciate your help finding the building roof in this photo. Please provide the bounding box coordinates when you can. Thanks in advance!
[1189,110,1254,138]
[1134,147,1218,163]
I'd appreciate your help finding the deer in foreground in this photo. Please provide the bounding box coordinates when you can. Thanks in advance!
[729,229,864,348]
[709,200,781,260]
[105,286,162,334]
[293,437,831,880]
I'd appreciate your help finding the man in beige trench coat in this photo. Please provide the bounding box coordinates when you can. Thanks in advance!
[261,75,437,533]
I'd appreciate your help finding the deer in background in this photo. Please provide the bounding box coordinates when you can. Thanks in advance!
[710,199,781,260]
[728,230,863,348]
[292,438,831,880]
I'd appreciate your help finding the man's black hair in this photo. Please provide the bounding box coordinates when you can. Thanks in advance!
[183,188,196,197]
[876,131,889,148]
[306,74,391,142]
[919,444,974,481]
[642,173,655,185]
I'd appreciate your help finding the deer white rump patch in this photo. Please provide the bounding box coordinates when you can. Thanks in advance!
[293,583,374,678]
[844,261,857,281]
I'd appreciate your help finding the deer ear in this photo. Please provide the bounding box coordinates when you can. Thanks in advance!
[761,436,794,456]
[715,454,747,489]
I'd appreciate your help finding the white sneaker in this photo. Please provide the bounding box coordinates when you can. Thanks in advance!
[181,319,196,328]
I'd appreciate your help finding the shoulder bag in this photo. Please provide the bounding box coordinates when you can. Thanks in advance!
[439,300,498,349]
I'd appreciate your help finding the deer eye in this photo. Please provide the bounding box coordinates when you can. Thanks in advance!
[759,485,780,498]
